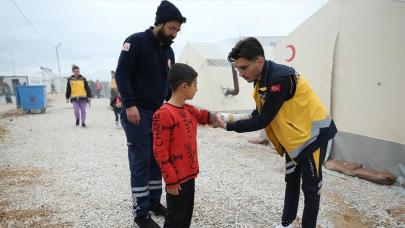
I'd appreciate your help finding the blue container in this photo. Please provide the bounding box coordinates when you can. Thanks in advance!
[16,85,47,113]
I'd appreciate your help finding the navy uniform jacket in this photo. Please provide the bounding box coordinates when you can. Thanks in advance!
[116,27,174,111]
[115,27,175,133]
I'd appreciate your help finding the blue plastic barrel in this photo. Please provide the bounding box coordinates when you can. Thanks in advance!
[16,85,47,113]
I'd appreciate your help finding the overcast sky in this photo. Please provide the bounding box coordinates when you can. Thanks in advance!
[0,0,327,81]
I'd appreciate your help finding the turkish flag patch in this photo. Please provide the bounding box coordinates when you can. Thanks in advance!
[270,84,281,93]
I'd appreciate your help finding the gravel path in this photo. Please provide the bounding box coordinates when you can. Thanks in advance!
[1,94,404,227]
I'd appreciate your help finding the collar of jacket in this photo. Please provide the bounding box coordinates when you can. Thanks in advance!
[146,26,173,48]
[70,75,84,79]
[257,60,297,85]
[255,61,269,87]
[267,60,296,78]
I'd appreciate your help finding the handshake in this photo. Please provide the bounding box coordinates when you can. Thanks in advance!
[210,113,250,129]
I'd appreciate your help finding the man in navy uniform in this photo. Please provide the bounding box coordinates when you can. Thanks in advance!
[115,1,186,227]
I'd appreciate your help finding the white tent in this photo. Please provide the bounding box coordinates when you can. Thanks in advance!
[177,37,283,112]
[177,42,255,112]
[271,0,405,177]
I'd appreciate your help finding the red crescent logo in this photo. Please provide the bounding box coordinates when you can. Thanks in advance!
[285,44,296,62]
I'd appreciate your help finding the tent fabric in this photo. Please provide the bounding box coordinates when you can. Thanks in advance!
[177,42,256,112]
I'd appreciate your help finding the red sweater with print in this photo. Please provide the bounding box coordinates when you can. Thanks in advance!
[152,103,210,189]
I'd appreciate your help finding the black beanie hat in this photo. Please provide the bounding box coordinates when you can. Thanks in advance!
[154,0,186,26]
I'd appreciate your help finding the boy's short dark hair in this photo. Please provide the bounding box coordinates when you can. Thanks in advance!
[72,64,79,71]
[227,37,265,62]
[168,63,198,91]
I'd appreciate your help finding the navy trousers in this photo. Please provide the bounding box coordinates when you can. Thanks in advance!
[121,108,162,217]
[282,140,328,228]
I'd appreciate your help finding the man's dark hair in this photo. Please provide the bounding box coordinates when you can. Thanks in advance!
[72,64,79,71]
[227,37,265,62]
[168,63,198,91]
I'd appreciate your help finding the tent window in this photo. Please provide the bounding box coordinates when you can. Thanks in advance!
[206,59,231,67]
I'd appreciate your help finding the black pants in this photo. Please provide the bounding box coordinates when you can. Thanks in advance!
[113,107,121,121]
[164,179,195,228]
[282,141,327,228]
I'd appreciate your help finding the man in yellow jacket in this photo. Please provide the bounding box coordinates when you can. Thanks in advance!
[222,37,337,228]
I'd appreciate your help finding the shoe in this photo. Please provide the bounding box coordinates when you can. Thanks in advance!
[81,122,86,127]
[134,215,160,228]
[275,223,293,228]
[150,202,167,217]
[75,119,79,126]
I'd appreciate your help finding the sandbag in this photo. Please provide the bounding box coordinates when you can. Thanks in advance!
[324,160,362,176]
[353,168,396,185]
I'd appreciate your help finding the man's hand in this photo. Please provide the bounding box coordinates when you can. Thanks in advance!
[166,185,182,196]
[87,98,91,102]
[215,114,226,128]
[126,106,140,125]
[211,113,226,128]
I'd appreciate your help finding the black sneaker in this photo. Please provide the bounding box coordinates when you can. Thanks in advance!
[75,119,79,126]
[81,122,86,127]
[150,202,167,217]
[134,215,160,228]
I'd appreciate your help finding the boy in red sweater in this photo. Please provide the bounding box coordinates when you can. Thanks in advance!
[152,63,223,228]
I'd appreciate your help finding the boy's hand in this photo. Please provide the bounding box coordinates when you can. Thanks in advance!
[211,113,226,128]
[167,185,182,195]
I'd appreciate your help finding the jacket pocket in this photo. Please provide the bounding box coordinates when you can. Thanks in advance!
[286,122,305,135]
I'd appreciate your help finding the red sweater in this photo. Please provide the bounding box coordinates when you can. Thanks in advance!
[152,103,210,189]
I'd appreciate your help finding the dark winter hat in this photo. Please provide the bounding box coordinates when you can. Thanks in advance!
[154,0,186,26]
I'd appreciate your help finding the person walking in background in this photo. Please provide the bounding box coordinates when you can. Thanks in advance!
[66,64,91,127]
[110,70,117,98]
[4,83,12,104]
[51,82,57,95]
[110,87,122,128]
[88,80,96,98]
[95,79,103,98]
[115,1,186,227]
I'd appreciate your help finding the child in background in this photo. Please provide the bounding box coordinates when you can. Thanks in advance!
[152,63,223,228]
[110,87,122,127]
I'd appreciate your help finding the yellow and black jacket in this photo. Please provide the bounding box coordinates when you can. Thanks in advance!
[65,75,91,101]
[227,61,337,162]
